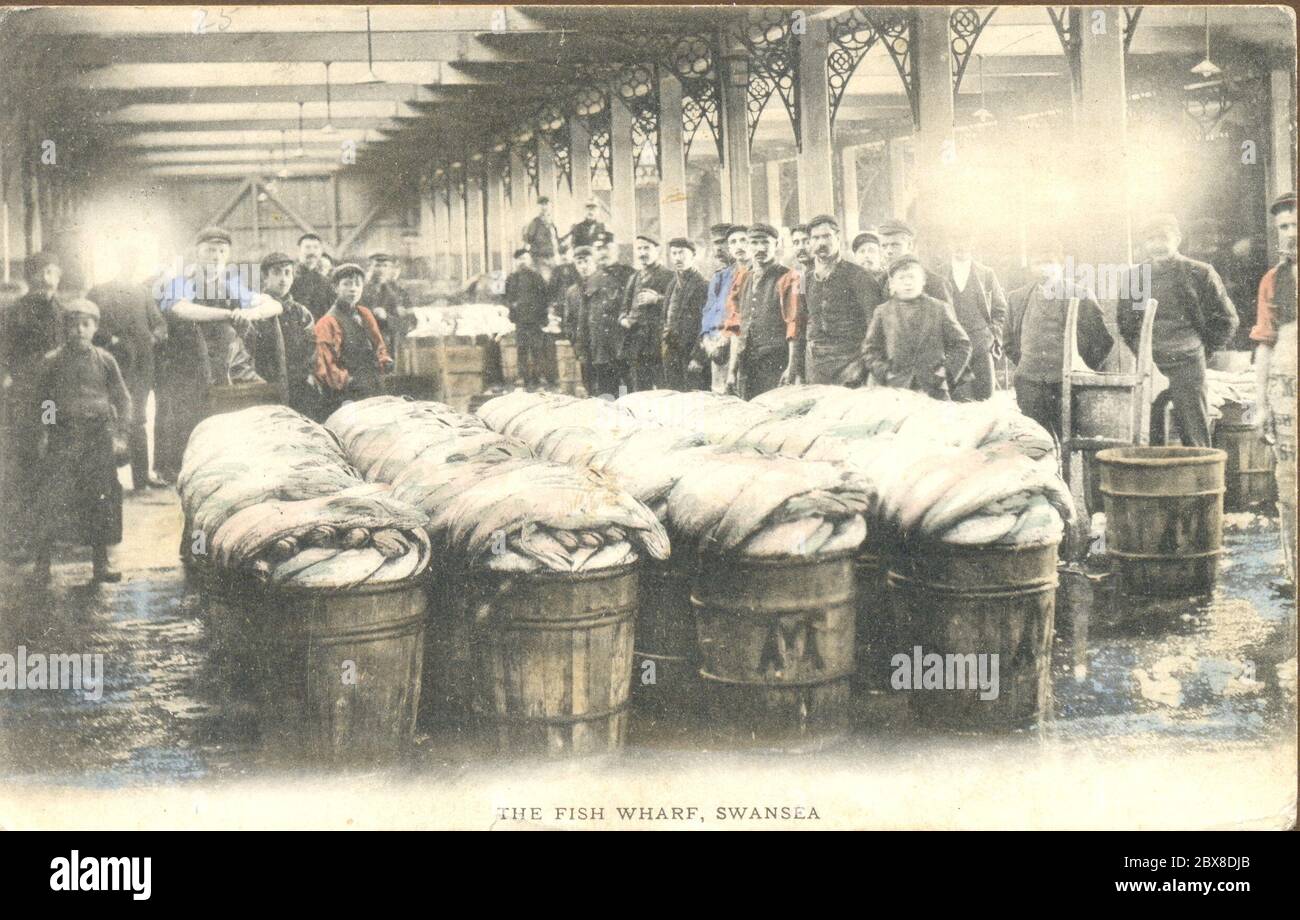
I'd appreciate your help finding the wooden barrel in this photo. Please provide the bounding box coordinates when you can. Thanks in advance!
[1214,422,1277,510]
[887,540,1058,730]
[693,552,855,751]
[631,556,699,728]
[1096,446,1226,596]
[207,381,279,416]
[206,576,426,763]
[428,563,638,756]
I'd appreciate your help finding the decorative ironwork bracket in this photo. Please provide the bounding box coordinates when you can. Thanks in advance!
[863,8,919,127]
[614,62,661,176]
[951,7,997,94]
[1047,7,1083,98]
[735,9,802,151]
[827,7,881,129]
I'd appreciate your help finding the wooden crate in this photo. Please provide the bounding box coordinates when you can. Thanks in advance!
[393,337,488,407]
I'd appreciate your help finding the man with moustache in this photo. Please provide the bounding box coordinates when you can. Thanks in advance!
[852,229,884,276]
[778,223,815,385]
[1120,213,1238,447]
[661,237,709,391]
[877,219,952,303]
[504,246,550,389]
[797,214,887,386]
[619,234,675,391]
[725,224,799,399]
[693,223,742,393]
[290,232,334,319]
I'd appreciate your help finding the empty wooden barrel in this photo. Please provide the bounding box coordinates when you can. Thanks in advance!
[887,539,1057,730]
[459,563,638,756]
[1214,422,1277,510]
[1096,446,1226,595]
[632,556,700,728]
[206,577,426,763]
[693,552,855,751]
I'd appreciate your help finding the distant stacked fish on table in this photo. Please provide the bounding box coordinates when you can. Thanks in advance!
[177,405,432,590]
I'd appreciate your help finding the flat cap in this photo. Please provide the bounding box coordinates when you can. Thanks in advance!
[666,237,696,253]
[330,263,366,284]
[297,232,323,245]
[747,223,780,239]
[886,253,923,277]
[852,230,881,250]
[572,246,595,259]
[24,251,60,275]
[585,199,600,208]
[196,226,232,245]
[62,298,100,321]
[790,223,810,236]
[709,222,734,239]
[807,214,840,232]
[259,251,295,271]
[513,246,532,259]
[1139,212,1181,237]
[877,218,915,238]
[368,251,396,263]
[635,233,659,246]
[1270,191,1297,215]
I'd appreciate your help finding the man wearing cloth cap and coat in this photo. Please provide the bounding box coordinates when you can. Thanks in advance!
[504,247,550,388]
[619,234,675,391]
[570,246,627,397]
[1,251,67,559]
[363,251,412,371]
[797,214,888,385]
[724,223,800,399]
[254,252,320,419]
[1120,212,1238,447]
[661,237,709,391]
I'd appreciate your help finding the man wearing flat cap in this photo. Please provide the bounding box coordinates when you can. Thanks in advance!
[254,252,319,419]
[570,245,626,397]
[504,247,550,388]
[661,237,709,391]
[878,218,953,303]
[152,226,284,482]
[568,200,606,251]
[291,232,334,319]
[725,224,800,399]
[797,214,888,386]
[594,231,634,292]
[1251,191,1298,584]
[88,242,170,490]
[523,197,561,267]
[852,230,884,276]
[619,234,674,391]
[0,251,67,558]
[1120,212,1238,447]
[363,251,412,370]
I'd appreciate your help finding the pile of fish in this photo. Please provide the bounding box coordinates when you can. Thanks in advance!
[616,386,1072,548]
[477,392,872,560]
[177,406,432,588]
[405,303,515,340]
[325,396,669,573]
[1205,368,1257,415]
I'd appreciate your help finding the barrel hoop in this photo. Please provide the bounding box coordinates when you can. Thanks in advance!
[634,650,692,664]
[690,594,856,616]
[1099,487,1225,498]
[885,572,1057,598]
[488,603,637,631]
[489,703,628,726]
[699,669,854,688]
[1108,548,1224,561]
[308,613,428,645]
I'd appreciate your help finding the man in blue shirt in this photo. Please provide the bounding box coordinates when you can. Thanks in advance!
[697,223,748,394]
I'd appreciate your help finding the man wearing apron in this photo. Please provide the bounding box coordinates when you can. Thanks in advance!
[1252,191,1297,586]
[314,263,392,416]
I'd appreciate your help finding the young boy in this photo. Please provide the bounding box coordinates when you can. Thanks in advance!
[31,299,133,585]
[862,254,972,400]
[314,263,392,416]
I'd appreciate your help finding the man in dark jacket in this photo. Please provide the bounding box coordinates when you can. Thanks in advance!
[504,247,550,388]
[254,252,320,419]
[863,255,972,399]
[290,232,334,319]
[797,214,888,385]
[940,229,1010,401]
[571,246,627,397]
[594,230,635,293]
[725,224,800,399]
[878,219,952,303]
[568,200,606,250]
[619,234,675,392]
[87,250,169,490]
[363,252,412,369]
[1005,241,1114,440]
[1119,213,1239,447]
[522,197,561,266]
[661,238,709,391]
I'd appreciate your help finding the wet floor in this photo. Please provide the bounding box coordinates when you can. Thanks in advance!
[0,486,1295,825]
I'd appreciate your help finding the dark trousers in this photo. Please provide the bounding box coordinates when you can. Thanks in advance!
[953,348,995,402]
[662,344,704,391]
[1014,377,1063,444]
[628,355,660,393]
[516,327,546,386]
[738,348,787,401]
[591,362,626,399]
[1155,351,1211,448]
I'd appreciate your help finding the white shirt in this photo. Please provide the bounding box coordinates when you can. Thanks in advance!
[950,257,973,293]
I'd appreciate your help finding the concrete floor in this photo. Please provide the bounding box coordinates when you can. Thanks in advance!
[0,483,1294,829]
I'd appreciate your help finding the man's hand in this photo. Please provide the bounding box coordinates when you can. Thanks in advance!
[229,312,253,336]
[372,307,388,322]
[618,316,633,329]
[380,357,394,373]
[779,365,795,387]
[990,339,1004,360]
[635,290,660,307]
